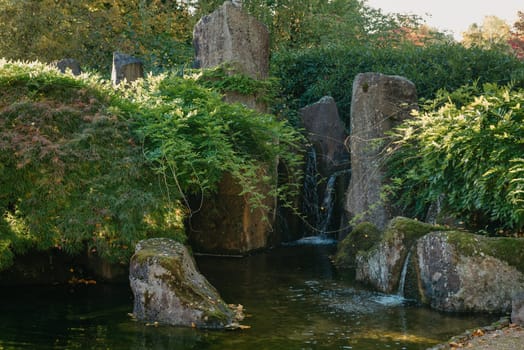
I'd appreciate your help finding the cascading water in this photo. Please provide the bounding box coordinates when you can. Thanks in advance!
[302,147,320,237]
[300,147,350,242]
[397,250,412,298]
[318,174,337,236]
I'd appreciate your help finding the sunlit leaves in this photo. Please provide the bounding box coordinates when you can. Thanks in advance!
[387,84,524,232]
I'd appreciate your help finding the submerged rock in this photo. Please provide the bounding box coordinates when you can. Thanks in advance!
[416,232,524,313]
[129,238,241,328]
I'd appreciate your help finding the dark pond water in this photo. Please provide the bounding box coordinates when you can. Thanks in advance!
[0,241,498,349]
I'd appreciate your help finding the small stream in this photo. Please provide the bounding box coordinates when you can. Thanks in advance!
[0,242,497,349]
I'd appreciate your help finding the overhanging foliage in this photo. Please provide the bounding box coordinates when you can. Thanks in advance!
[0,60,304,270]
[387,83,524,233]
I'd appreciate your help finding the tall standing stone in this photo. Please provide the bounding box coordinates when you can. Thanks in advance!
[111,52,144,86]
[193,1,269,80]
[188,1,274,254]
[345,73,417,230]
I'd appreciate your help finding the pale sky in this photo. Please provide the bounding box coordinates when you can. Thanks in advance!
[365,0,523,40]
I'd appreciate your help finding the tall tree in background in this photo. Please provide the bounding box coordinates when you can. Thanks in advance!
[509,11,524,59]
[0,0,449,72]
[0,0,193,72]
[462,15,511,52]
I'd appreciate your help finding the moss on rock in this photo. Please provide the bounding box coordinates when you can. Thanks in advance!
[129,238,241,329]
[334,221,382,268]
[384,217,445,246]
[445,231,524,274]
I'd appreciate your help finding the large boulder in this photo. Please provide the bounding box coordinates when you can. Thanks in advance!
[299,96,349,176]
[354,217,442,294]
[416,231,524,313]
[129,238,241,328]
[344,73,418,230]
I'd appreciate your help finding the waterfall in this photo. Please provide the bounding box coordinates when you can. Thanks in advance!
[397,250,412,297]
[318,174,336,237]
[302,147,320,236]
[301,146,350,239]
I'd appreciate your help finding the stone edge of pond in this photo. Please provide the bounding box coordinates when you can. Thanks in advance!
[427,316,517,350]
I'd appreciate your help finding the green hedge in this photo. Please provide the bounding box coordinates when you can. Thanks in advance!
[271,43,524,127]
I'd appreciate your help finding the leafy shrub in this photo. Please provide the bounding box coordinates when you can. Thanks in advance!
[387,83,524,233]
[0,60,304,271]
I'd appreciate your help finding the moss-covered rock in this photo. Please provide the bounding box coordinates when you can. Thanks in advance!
[333,221,381,268]
[416,231,524,313]
[354,217,444,294]
[129,238,243,329]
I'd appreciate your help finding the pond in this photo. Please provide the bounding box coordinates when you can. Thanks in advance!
[0,241,497,349]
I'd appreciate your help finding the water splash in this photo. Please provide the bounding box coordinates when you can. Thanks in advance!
[283,236,337,246]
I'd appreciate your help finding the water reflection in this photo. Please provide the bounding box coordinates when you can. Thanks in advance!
[0,245,498,349]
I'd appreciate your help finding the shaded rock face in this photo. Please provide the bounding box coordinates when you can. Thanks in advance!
[52,58,82,75]
[188,172,274,255]
[129,238,236,328]
[111,52,144,86]
[345,73,417,230]
[416,232,524,313]
[193,1,269,80]
[354,217,437,294]
[299,96,349,176]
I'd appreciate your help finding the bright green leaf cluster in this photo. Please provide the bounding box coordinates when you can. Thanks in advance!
[0,61,304,271]
[387,83,524,233]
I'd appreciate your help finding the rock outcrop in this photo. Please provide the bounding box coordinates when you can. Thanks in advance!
[416,232,524,313]
[188,172,275,255]
[299,96,349,176]
[345,217,524,313]
[129,238,240,328]
[354,217,439,294]
[344,73,417,230]
[111,52,144,86]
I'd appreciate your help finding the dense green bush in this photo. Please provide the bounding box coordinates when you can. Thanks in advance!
[0,61,304,270]
[271,43,524,127]
[386,83,524,233]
